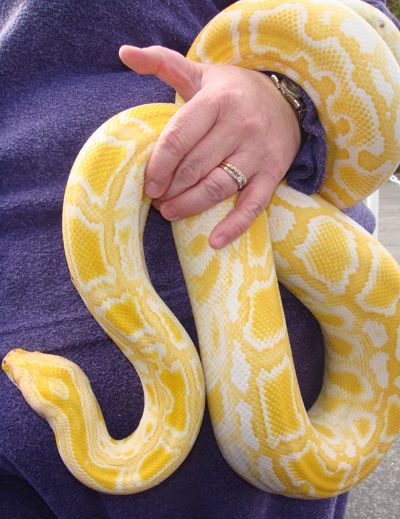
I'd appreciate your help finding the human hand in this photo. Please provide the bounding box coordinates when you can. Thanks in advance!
[119,45,301,249]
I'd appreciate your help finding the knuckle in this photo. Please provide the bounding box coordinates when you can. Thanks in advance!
[203,175,228,203]
[216,86,242,110]
[228,109,257,134]
[238,106,265,132]
[247,198,265,217]
[147,46,165,75]
[239,115,258,133]
[229,88,243,106]
[230,217,248,238]
[162,128,186,158]
[262,150,285,183]
[269,162,286,184]
[176,163,201,186]
[238,199,265,225]
[215,89,258,132]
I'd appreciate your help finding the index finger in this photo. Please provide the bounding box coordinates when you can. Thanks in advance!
[145,89,219,198]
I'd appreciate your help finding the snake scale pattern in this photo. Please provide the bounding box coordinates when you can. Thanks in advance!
[3,0,400,498]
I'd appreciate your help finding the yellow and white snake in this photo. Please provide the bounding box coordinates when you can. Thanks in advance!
[3,0,400,499]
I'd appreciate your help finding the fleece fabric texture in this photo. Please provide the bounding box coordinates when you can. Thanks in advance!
[0,1,396,518]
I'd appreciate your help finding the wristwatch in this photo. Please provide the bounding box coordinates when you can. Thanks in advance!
[270,74,306,125]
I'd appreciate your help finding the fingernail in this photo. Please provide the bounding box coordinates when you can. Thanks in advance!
[162,205,177,220]
[212,234,227,249]
[146,181,161,198]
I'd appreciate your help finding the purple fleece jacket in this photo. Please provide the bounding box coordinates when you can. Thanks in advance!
[0,1,397,518]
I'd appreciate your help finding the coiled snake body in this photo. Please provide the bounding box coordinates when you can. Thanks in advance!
[3,0,400,498]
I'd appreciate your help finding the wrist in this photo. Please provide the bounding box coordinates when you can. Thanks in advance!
[268,73,307,145]
[270,74,306,125]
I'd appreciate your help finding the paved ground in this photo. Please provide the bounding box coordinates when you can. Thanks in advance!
[347,437,400,518]
[347,180,400,518]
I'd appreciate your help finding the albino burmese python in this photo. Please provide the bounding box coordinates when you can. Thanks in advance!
[3,0,400,499]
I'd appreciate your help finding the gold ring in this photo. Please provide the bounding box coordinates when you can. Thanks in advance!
[219,161,248,190]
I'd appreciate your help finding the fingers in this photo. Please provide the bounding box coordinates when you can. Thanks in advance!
[144,88,220,198]
[159,163,242,221]
[159,164,277,249]
[119,45,203,101]
[209,174,274,249]
[119,44,211,199]
[154,118,241,204]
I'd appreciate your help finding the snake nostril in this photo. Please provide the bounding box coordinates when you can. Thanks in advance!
[2,354,12,375]
[2,349,26,370]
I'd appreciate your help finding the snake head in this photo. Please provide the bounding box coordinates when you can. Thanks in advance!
[2,349,82,419]
[2,349,33,386]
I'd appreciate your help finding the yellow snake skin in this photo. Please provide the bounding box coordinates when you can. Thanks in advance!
[3,0,400,498]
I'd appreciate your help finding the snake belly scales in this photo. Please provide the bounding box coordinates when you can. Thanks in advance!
[3,0,400,498]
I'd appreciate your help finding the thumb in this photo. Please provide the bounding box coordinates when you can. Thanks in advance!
[119,45,204,101]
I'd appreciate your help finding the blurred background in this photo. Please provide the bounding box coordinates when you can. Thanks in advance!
[387,0,400,19]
